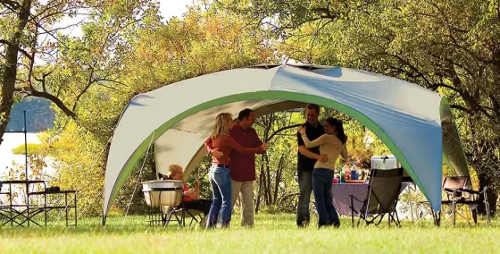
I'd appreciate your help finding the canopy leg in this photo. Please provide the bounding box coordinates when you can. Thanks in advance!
[432,209,441,227]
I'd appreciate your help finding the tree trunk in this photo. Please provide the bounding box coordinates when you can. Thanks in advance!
[0,0,33,146]
[467,117,499,216]
[255,163,264,214]
[264,154,272,205]
[262,162,269,206]
[273,154,284,205]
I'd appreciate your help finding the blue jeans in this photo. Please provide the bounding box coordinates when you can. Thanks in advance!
[312,168,340,227]
[297,170,313,226]
[206,166,232,228]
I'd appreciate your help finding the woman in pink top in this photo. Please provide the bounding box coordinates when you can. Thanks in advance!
[299,117,349,228]
[205,113,267,228]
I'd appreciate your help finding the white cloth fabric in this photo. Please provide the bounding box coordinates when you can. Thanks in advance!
[103,64,468,220]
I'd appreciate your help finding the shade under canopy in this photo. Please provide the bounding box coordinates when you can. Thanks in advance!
[102,64,468,223]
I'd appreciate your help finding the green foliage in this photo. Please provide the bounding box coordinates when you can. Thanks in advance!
[12,143,43,155]
[219,0,500,214]
[6,0,496,216]
[42,122,105,216]
[35,4,274,216]
[124,7,273,93]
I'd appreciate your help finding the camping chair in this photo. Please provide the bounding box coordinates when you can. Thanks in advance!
[439,176,490,226]
[163,201,205,227]
[349,168,403,227]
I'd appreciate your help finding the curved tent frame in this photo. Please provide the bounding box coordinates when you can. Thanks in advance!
[102,65,468,223]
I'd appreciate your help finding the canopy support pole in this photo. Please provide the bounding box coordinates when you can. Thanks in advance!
[123,131,156,220]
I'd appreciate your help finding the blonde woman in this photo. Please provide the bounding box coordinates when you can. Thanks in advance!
[204,113,267,228]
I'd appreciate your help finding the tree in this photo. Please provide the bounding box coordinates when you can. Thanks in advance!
[253,112,300,212]
[0,0,155,144]
[41,5,274,216]
[0,0,33,144]
[219,0,500,215]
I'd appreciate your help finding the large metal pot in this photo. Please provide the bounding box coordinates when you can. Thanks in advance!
[142,180,183,207]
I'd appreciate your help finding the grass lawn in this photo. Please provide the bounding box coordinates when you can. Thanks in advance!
[0,211,498,254]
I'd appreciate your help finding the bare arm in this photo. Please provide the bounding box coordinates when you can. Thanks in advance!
[296,127,327,161]
[341,144,348,161]
[184,189,199,200]
[182,181,200,200]
[300,132,326,148]
[184,189,197,200]
[205,137,225,159]
[228,136,265,154]
[204,137,214,154]
[298,145,325,160]
[253,129,265,154]
[188,181,201,200]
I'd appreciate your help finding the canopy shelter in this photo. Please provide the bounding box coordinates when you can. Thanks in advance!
[102,64,468,223]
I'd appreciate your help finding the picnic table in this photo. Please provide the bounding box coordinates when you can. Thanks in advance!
[332,181,411,216]
[332,183,369,216]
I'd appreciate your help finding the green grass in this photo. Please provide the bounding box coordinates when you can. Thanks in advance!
[0,212,498,254]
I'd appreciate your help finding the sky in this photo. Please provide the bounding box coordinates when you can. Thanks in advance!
[159,0,194,20]
[54,0,194,38]
[0,1,193,178]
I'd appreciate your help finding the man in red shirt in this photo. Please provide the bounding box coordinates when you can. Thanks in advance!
[229,108,264,227]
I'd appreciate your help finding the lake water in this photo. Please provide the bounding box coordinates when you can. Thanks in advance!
[0,133,56,179]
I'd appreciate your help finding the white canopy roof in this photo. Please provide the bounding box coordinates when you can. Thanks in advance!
[102,64,468,222]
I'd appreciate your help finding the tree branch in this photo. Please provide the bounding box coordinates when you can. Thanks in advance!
[449,104,472,114]
[34,22,68,49]
[34,70,54,92]
[29,69,76,119]
[72,66,98,112]
[266,123,302,142]
[29,89,77,119]
[95,78,129,87]
[0,39,33,60]
[0,0,20,10]
[28,0,67,21]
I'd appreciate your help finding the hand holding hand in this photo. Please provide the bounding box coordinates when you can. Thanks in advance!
[260,143,269,152]
[212,149,223,159]
[298,126,306,134]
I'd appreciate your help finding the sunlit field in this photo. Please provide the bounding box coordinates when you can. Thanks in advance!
[1,211,498,254]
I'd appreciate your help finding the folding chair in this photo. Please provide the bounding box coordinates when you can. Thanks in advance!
[439,176,490,226]
[0,183,13,225]
[163,201,206,227]
[350,168,403,227]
